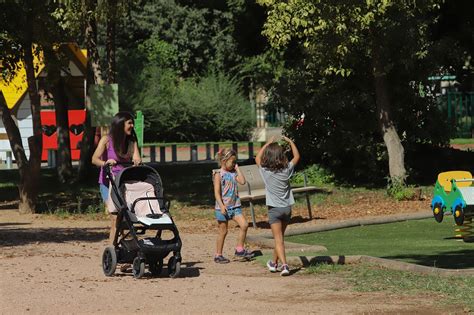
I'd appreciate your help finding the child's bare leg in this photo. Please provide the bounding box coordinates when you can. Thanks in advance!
[270,221,287,266]
[216,221,228,255]
[233,215,249,248]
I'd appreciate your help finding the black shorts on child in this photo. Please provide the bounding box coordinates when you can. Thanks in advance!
[268,206,292,225]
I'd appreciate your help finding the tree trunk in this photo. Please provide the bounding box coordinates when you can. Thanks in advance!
[372,51,406,181]
[52,76,74,183]
[85,0,104,86]
[77,0,103,181]
[45,46,74,183]
[106,0,117,84]
[0,92,35,213]
[21,43,43,213]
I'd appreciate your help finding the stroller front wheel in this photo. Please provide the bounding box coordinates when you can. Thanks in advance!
[168,256,181,278]
[102,246,117,276]
[132,257,145,279]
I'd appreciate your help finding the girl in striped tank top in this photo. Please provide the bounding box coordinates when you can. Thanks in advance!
[213,148,253,263]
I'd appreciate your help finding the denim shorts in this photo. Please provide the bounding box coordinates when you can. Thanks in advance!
[215,207,243,222]
[268,206,292,225]
[99,184,109,202]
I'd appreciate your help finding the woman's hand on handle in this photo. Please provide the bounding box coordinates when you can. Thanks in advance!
[132,142,141,166]
[132,157,142,166]
[104,159,117,167]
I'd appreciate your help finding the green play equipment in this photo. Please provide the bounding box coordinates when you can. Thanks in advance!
[431,171,474,241]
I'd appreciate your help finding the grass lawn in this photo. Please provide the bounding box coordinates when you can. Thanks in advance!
[450,138,474,145]
[304,263,474,311]
[287,218,474,269]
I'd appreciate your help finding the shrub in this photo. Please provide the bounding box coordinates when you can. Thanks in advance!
[386,177,416,201]
[291,164,335,187]
[138,71,254,142]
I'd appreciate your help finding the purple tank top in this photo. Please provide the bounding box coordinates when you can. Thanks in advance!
[98,136,131,185]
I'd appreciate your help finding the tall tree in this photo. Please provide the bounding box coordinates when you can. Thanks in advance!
[77,0,104,180]
[44,45,74,183]
[258,0,443,181]
[106,0,118,84]
[0,1,55,213]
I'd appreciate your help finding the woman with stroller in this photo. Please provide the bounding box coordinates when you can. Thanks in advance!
[255,136,300,276]
[213,148,253,263]
[92,111,141,244]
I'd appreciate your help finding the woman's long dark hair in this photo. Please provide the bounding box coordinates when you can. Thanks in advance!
[261,143,288,172]
[110,111,137,159]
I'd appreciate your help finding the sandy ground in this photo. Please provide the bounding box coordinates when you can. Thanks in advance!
[0,207,463,315]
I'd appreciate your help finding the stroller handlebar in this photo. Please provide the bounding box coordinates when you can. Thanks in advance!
[102,161,142,179]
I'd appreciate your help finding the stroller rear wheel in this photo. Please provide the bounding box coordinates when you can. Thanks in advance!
[149,259,163,277]
[132,257,145,279]
[168,256,181,278]
[102,246,117,276]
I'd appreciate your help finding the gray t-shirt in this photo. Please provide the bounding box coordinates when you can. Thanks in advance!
[259,162,295,207]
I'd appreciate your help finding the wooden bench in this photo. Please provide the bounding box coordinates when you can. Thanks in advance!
[213,164,318,228]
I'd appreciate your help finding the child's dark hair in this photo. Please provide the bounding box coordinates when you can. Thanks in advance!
[215,148,236,166]
[261,143,288,172]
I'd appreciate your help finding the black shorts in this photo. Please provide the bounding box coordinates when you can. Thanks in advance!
[268,206,292,225]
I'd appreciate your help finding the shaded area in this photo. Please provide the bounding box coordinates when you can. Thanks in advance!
[118,261,202,279]
[255,215,325,229]
[0,161,332,212]
[382,249,474,269]
[0,226,108,246]
[0,222,30,227]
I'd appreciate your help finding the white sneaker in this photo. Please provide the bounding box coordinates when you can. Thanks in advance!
[266,260,277,272]
[280,264,290,276]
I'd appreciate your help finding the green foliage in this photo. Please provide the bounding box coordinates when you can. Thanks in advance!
[118,0,241,77]
[115,0,270,141]
[258,0,451,183]
[138,71,254,142]
[291,164,335,187]
[386,177,415,201]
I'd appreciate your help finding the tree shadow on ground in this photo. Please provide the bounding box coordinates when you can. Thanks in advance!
[255,216,323,229]
[0,227,107,247]
[111,261,203,279]
[382,249,474,269]
[0,222,30,227]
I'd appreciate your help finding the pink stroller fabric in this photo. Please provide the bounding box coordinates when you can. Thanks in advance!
[124,181,162,217]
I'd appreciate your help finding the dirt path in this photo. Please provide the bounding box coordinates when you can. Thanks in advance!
[0,209,457,314]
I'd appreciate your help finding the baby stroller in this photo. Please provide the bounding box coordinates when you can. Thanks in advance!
[101,164,182,279]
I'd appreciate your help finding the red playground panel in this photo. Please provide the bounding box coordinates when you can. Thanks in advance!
[41,110,86,161]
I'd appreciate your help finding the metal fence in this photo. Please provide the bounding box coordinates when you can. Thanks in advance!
[441,91,474,138]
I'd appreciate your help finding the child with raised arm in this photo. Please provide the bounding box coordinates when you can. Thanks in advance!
[256,136,300,276]
[213,148,253,263]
